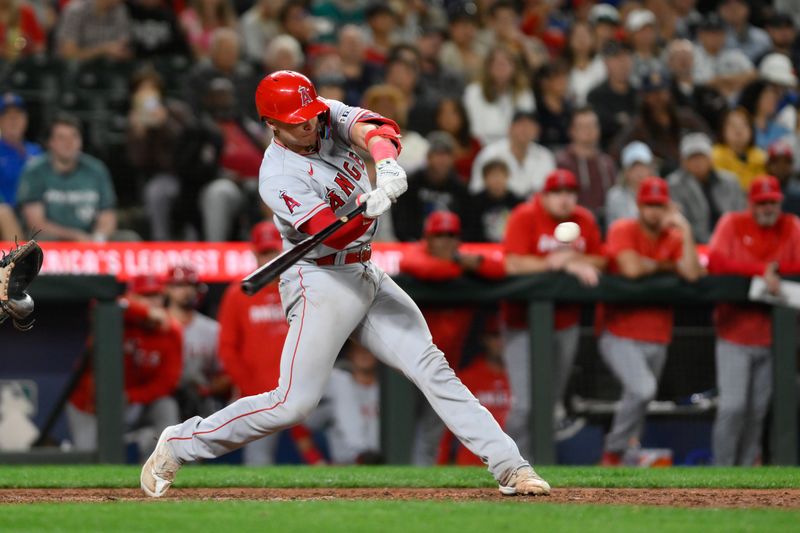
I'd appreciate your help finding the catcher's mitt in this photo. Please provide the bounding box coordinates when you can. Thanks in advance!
[0,240,43,331]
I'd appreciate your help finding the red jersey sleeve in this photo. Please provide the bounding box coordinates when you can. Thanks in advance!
[400,245,463,281]
[778,216,800,274]
[503,206,534,255]
[217,285,248,390]
[299,207,374,250]
[707,214,766,276]
[127,322,183,404]
[475,254,507,279]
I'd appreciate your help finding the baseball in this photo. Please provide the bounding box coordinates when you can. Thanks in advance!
[555,222,581,243]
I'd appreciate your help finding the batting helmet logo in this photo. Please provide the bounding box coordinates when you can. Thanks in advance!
[298,86,313,107]
[255,70,330,124]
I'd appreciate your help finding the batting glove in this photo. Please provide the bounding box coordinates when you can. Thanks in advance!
[376,159,407,202]
[358,189,392,219]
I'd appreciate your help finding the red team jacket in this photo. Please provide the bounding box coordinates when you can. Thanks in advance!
[217,281,289,397]
[708,211,800,346]
[437,357,511,465]
[70,299,183,413]
[399,243,505,368]
[502,194,603,330]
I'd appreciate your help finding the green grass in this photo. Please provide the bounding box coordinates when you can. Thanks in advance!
[1,501,798,533]
[1,465,799,489]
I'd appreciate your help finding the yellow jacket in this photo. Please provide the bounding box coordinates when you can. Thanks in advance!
[711,144,767,191]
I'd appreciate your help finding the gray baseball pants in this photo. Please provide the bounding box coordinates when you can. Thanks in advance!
[712,339,772,466]
[167,262,527,481]
[501,325,580,457]
[599,331,667,453]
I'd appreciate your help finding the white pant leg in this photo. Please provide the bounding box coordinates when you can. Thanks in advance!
[168,265,372,463]
[713,339,752,466]
[500,328,530,457]
[66,404,97,451]
[352,265,527,481]
[554,325,581,414]
[740,345,773,466]
[242,432,281,465]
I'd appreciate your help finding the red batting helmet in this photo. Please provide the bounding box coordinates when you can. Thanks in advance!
[167,264,200,285]
[255,70,329,124]
[128,274,164,295]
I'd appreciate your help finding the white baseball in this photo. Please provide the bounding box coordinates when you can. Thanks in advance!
[554,221,581,243]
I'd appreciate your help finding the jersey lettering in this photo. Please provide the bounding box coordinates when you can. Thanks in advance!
[537,234,586,253]
[298,86,313,107]
[334,174,356,196]
[280,190,301,214]
[327,187,346,210]
[347,151,366,170]
[343,161,362,181]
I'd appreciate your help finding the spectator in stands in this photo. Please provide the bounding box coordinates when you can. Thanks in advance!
[337,24,383,107]
[611,67,710,175]
[0,0,44,59]
[482,0,546,70]
[462,45,535,146]
[599,177,703,465]
[415,24,465,101]
[312,0,366,37]
[712,108,767,191]
[277,2,316,53]
[304,341,381,465]
[465,159,522,243]
[434,97,481,183]
[555,107,617,220]
[470,111,555,199]
[165,264,226,420]
[707,175,800,465]
[392,131,470,242]
[0,93,40,207]
[437,317,511,465]
[666,39,728,134]
[363,3,397,64]
[756,53,798,135]
[566,20,606,107]
[126,68,196,241]
[314,74,347,101]
[261,34,304,73]
[0,193,21,239]
[400,210,506,464]
[692,14,755,106]
[625,9,661,88]
[534,60,573,149]
[587,3,620,52]
[668,133,746,243]
[766,140,800,217]
[17,114,130,242]
[199,78,268,241]
[68,274,182,457]
[383,48,439,137]
[718,0,771,63]
[184,28,257,119]
[127,0,190,58]
[672,0,702,39]
[503,169,606,455]
[179,0,237,59]
[240,0,285,64]
[438,7,485,83]
[217,222,289,465]
[57,0,132,61]
[587,41,637,150]
[738,79,793,151]
[761,13,800,68]
[361,84,428,175]
[605,141,655,229]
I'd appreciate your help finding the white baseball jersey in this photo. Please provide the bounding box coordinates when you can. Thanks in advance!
[259,99,378,259]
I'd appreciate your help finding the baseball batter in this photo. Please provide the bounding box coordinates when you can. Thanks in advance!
[141,70,549,497]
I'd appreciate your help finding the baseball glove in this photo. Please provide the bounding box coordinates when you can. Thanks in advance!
[0,240,43,331]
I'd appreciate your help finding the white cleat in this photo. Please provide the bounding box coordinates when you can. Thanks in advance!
[498,466,551,496]
[140,425,182,498]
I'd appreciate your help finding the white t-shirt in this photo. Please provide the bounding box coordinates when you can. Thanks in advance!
[469,138,556,199]
[569,57,607,107]
[462,82,536,146]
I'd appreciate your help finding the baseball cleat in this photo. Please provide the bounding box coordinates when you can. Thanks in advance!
[498,466,551,496]
[140,425,181,498]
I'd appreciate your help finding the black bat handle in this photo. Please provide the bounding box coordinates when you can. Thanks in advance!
[241,203,368,296]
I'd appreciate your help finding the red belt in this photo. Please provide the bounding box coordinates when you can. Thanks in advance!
[313,245,372,265]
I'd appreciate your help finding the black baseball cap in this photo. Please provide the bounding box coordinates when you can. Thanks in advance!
[698,13,725,32]
[511,110,540,124]
[601,40,632,57]
[766,12,795,28]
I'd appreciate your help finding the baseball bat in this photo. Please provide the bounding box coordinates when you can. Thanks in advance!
[241,203,367,295]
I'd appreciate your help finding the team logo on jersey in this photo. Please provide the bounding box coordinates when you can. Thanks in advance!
[298,86,313,107]
[280,190,301,214]
[326,187,346,210]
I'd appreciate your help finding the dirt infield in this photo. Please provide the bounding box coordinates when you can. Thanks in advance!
[1,488,799,508]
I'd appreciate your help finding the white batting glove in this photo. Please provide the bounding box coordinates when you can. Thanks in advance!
[358,189,392,219]
[376,159,407,202]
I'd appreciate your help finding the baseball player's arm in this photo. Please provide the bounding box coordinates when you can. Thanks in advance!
[672,220,704,282]
[400,246,464,281]
[707,214,766,275]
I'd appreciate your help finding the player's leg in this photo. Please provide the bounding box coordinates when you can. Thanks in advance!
[352,267,538,491]
[500,327,531,457]
[712,339,751,466]
[598,333,659,456]
[739,346,772,466]
[166,266,371,463]
[66,404,97,451]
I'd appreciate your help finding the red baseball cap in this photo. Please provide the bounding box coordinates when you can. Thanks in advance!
[637,176,670,205]
[167,264,200,285]
[749,175,784,203]
[542,169,579,193]
[424,211,461,236]
[128,274,164,295]
[251,221,283,253]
